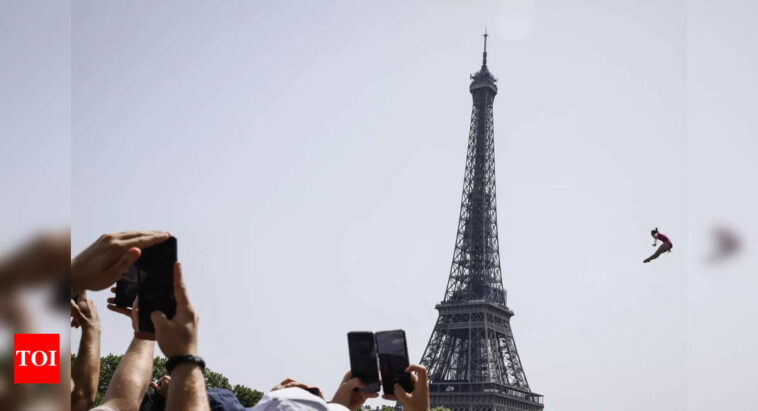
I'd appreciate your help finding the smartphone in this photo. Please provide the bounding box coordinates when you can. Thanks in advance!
[136,236,177,333]
[375,329,413,395]
[347,332,381,393]
[114,264,139,308]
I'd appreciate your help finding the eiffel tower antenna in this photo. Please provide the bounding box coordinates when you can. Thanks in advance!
[483,27,488,65]
[419,35,544,411]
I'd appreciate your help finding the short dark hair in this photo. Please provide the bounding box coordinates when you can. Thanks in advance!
[651,228,659,235]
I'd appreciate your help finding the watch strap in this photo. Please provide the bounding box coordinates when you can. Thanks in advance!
[166,354,205,374]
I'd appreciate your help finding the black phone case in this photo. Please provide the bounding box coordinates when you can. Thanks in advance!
[137,237,177,333]
[347,331,381,393]
[376,329,414,395]
[115,265,139,308]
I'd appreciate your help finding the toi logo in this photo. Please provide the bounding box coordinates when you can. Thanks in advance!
[14,334,60,384]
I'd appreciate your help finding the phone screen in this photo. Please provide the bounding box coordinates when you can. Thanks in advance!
[136,236,177,333]
[347,332,380,393]
[115,264,139,308]
[375,330,413,395]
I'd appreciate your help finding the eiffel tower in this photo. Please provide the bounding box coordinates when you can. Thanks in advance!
[419,31,544,411]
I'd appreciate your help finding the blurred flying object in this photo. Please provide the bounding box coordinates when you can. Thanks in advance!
[710,226,741,263]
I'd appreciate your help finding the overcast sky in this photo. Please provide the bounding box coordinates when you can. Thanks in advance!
[54,1,758,410]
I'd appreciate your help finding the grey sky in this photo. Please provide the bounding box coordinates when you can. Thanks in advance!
[1,0,71,349]
[64,1,757,410]
[1,0,69,246]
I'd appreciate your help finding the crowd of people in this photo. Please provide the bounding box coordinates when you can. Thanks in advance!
[70,230,432,411]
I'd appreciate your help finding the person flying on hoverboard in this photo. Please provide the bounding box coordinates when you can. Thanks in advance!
[643,227,673,263]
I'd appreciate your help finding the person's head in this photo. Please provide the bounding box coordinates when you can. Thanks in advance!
[651,228,659,237]
[253,386,338,411]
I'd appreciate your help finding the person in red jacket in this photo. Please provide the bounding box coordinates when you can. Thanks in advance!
[644,228,673,263]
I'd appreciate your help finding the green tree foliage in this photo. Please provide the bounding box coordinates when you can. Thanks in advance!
[431,407,452,411]
[232,384,264,407]
[72,354,262,407]
[151,356,168,380]
[203,368,232,390]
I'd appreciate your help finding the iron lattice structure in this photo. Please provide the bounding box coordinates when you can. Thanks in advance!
[419,33,544,411]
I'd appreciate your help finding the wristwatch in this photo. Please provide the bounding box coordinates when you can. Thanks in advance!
[166,354,206,374]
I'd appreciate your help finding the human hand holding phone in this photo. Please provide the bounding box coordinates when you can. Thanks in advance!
[331,370,380,410]
[71,230,170,293]
[107,294,155,340]
[107,236,177,335]
[151,262,198,357]
[382,364,430,411]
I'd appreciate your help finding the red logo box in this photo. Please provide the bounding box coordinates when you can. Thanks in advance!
[14,334,60,384]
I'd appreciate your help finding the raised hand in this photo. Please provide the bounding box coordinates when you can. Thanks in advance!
[70,291,102,411]
[107,293,154,340]
[70,291,99,330]
[151,262,198,357]
[331,371,379,410]
[72,230,170,293]
[382,365,430,411]
[150,375,171,398]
